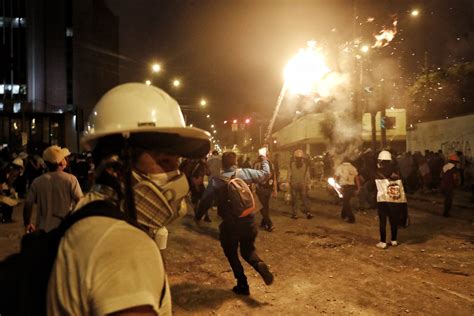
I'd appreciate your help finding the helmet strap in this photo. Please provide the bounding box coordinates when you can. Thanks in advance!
[122,137,137,221]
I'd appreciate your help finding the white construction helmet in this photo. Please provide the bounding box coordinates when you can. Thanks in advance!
[81,83,211,158]
[378,150,392,161]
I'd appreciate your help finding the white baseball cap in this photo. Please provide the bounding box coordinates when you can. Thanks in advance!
[43,146,71,164]
[12,158,24,169]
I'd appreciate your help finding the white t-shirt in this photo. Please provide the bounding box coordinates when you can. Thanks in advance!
[335,162,358,186]
[25,171,83,232]
[47,215,171,316]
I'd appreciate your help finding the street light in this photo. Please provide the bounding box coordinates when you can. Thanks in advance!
[411,9,419,17]
[145,80,151,86]
[151,63,161,73]
[172,79,181,87]
[210,124,214,128]
[245,118,251,124]
[200,99,207,107]
[206,114,210,118]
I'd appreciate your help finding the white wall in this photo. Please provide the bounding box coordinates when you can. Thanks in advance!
[407,114,474,158]
[273,109,406,147]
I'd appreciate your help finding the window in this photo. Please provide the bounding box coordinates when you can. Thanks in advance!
[0,103,3,111]
[66,28,73,37]
[11,18,20,27]
[385,117,396,129]
[13,102,21,113]
[12,85,20,94]
[9,17,26,28]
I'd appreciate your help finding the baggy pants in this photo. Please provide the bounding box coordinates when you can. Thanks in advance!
[443,189,454,216]
[377,202,399,243]
[219,220,263,285]
[341,185,356,221]
[256,187,272,227]
[290,182,311,216]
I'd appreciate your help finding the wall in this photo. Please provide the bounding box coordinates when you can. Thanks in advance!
[273,108,406,149]
[407,114,474,158]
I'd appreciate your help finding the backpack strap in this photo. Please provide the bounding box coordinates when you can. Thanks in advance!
[57,200,128,236]
[233,169,240,179]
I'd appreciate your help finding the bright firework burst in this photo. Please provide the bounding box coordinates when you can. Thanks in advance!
[284,40,331,95]
[372,19,398,48]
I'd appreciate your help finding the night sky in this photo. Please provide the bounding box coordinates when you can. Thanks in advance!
[106,0,474,129]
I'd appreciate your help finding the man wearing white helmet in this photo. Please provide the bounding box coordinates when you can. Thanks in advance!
[374,150,408,249]
[47,83,210,315]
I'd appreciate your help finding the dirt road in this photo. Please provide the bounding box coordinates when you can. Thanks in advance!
[1,191,472,315]
[166,192,473,315]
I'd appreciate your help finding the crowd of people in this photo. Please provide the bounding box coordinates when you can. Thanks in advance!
[0,82,472,315]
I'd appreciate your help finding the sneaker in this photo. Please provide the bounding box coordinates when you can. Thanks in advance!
[256,262,274,285]
[291,214,298,219]
[306,213,313,219]
[232,284,250,296]
[390,241,398,246]
[376,242,387,249]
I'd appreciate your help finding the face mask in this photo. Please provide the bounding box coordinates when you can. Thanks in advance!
[132,170,189,231]
[148,170,179,187]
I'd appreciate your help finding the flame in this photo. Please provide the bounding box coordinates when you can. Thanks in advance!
[284,40,331,95]
[372,19,398,48]
[327,177,343,198]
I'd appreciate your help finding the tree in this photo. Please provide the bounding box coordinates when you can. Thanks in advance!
[408,62,474,123]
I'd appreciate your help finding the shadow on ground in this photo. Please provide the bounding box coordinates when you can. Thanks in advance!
[171,282,268,311]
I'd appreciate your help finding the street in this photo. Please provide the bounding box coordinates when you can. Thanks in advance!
[1,186,473,315]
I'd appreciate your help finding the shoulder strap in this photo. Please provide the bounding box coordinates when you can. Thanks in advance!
[233,169,240,179]
[57,200,127,235]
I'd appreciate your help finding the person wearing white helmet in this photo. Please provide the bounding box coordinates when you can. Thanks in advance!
[47,83,210,316]
[374,150,408,249]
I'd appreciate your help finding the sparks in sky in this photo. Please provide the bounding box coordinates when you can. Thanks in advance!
[372,19,398,48]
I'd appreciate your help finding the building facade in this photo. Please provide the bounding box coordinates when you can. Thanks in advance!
[0,0,118,154]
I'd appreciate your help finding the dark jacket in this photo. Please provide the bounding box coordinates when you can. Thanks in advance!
[195,159,270,223]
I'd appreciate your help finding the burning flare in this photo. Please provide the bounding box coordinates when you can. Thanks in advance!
[284,40,331,95]
[372,19,398,48]
[328,177,343,198]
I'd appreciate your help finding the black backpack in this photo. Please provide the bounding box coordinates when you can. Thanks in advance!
[0,200,125,316]
[218,169,256,218]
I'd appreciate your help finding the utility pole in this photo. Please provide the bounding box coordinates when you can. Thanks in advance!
[371,111,377,152]
[380,80,387,149]
[380,107,387,149]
